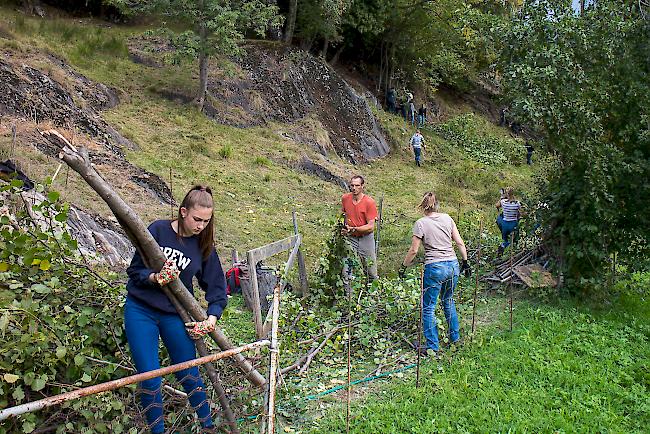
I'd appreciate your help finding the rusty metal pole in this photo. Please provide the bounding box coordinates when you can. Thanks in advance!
[416,265,424,388]
[471,218,483,338]
[0,340,270,422]
[346,269,352,433]
[264,282,282,434]
[509,232,514,332]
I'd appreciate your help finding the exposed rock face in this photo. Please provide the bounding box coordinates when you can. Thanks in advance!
[205,44,390,163]
[0,54,134,153]
[132,39,391,164]
[66,205,134,267]
[0,52,174,265]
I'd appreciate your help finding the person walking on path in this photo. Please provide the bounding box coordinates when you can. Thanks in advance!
[399,192,471,356]
[409,130,426,167]
[495,187,522,256]
[341,175,379,281]
[386,87,396,114]
[125,185,227,434]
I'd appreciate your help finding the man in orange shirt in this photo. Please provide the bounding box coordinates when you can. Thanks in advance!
[341,175,378,281]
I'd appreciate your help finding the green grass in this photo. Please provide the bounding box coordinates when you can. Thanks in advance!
[307,292,650,433]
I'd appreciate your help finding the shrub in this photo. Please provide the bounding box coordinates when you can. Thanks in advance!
[0,180,132,432]
[432,113,524,166]
[218,144,233,159]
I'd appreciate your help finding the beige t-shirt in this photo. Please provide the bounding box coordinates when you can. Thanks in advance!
[413,213,458,264]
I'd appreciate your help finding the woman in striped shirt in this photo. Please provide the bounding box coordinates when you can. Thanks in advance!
[495,187,522,256]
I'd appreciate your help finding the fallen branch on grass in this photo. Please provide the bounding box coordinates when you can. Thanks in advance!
[299,325,345,375]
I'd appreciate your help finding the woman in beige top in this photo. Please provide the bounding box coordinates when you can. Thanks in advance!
[400,192,471,354]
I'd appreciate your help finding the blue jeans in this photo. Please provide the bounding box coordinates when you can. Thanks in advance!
[422,260,460,351]
[413,147,421,165]
[124,297,213,433]
[500,219,518,248]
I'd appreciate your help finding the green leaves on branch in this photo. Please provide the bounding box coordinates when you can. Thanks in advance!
[499,0,650,284]
[143,0,282,62]
[0,182,129,432]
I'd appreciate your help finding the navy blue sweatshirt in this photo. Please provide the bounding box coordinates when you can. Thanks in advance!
[126,220,227,318]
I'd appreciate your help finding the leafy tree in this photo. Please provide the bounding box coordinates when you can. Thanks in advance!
[500,0,650,285]
[141,0,282,109]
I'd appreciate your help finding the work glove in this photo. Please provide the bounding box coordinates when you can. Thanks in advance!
[460,260,472,278]
[398,265,407,279]
[185,319,216,340]
[154,259,180,286]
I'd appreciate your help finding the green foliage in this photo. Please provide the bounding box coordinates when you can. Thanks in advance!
[333,0,507,91]
[141,0,281,64]
[254,156,272,167]
[432,113,525,165]
[218,143,233,159]
[0,181,132,432]
[309,292,650,432]
[500,0,650,284]
[295,0,350,47]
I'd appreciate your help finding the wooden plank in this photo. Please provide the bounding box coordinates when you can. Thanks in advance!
[248,235,299,262]
[261,235,301,337]
[292,210,308,297]
[247,250,264,338]
[247,235,299,338]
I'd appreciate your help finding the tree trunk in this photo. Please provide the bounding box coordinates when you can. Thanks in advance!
[194,2,209,111]
[320,38,329,59]
[377,41,385,94]
[328,44,344,67]
[283,0,298,43]
[195,52,209,111]
[580,0,585,15]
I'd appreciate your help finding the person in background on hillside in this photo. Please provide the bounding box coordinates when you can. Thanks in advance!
[409,100,416,126]
[525,141,534,165]
[341,175,379,281]
[386,87,396,114]
[409,129,426,167]
[417,104,427,127]
[495,186,522,256]
[399,192,471,357]
[125,185,227,434]
[499,107,509,127]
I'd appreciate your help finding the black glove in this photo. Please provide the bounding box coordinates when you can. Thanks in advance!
[398,265,407,279]
[461,260,472,278]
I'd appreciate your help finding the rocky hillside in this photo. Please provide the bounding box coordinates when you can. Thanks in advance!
[0,25,394,265]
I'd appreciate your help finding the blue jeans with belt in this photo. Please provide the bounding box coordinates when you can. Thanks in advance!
[422,260,460,351]
[124,296,213,433]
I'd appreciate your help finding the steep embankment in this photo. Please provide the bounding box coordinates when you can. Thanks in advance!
[0,9,535,272]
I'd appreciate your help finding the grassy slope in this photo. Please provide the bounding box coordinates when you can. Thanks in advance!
[0,10,536,275]
[309,291,650,433]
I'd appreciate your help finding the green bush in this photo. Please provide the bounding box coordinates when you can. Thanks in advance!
[0,181,133,432]
[432,113,524,166]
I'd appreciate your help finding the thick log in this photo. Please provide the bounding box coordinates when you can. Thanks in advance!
[44,130,266,387]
